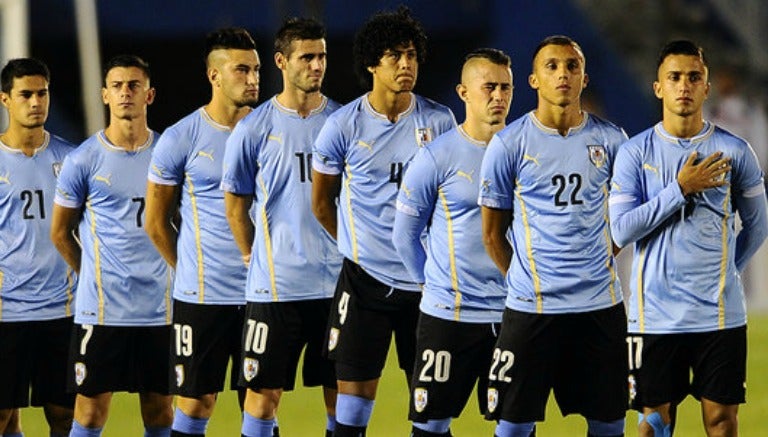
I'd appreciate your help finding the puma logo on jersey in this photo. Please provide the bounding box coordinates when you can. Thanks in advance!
[197,150,215,161]
[94,174,112,186]
[643,163,659,175]
[523,154,540,166]
[357,140,374,152]
[268,134,283,144]
[457,169,474,183]
[0,172,10,184]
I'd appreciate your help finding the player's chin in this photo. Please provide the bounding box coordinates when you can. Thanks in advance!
[239,97,260,108]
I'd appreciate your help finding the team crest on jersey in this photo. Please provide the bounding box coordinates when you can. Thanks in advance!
[587,145,606,168]
[487,388,499,413]
[328,327,340,351]
[628,374,637,402]
[52,162,63,177]
[243,358,259,382]
[74,362,87,386]
[415,127,433,147]
[414,388,428,413]
[175,364,185,387]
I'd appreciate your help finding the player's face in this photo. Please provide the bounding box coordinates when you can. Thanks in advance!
[654,54,710,118]
[213,49,261,108]
[102,67,155,121]
[0,75,49,129]
[279,39,327,93]
[458,59,513,126]
[370,42,418,94]
[529,43,588,108]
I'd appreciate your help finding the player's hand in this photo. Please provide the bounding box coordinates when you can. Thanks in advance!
[242,253,251,266]
[677,151,731,196]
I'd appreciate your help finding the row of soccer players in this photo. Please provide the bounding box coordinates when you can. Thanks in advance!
[2,5,767,437]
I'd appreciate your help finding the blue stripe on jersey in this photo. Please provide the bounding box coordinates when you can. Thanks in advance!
[0,132,77,321]
[478,112,626,314]
[149,108,246,305]
[312,93,456,291]
[610,121,767,333]
[396,127,505,323]
[222,96,343,302]
[55,130,171,326]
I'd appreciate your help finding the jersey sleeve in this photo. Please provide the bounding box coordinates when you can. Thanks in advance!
[148,127,187,186]
[54,151,89,209]
[312,117,346,175]
[478,135,515,210]
[221,120,259,195]
[732,141,768,270]
[436,108,458,135]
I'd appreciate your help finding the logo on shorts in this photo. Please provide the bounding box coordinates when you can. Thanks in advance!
[74,362,87,386]
[413,388,428,413]
[328,327,339,351]
[175,364,185,387]
[588,145,606,168]
[243,357,259,382]
[487,388,499,413]
[628,374,637,402]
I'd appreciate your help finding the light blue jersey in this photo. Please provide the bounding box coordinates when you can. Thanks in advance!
[478,112,626,314]
[610,122,768,334]
[221,96,342,302]
[55,130,171,326]
[394,126,505,323]
[313,93,456,291]
[149,108,246,305]
[0,132,76,321]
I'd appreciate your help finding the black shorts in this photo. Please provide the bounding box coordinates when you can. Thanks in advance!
[485,304,627,423]
[239,299,336,391]
[409,313,499,422]
[68,324,171,396]
[325,258,421,381]
[0,317,75,409]
[628,325,747,409]
[170,300,244,396]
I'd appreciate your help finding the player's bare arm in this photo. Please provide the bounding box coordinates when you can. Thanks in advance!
[481,206,513,275]
[50,204,82,272]
[144,181,180,268]
[224,191,254,266]
[677,151,731,196]
[311,171,341,240]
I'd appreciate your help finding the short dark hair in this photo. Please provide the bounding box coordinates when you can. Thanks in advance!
[353,6,428,89]
[1,58,50,93]
[531,35,585,67]
[103,54,151,83]
[274,17,326,56]
[464,48,511,68]
[205,27,257,64]
[657,40,707,69]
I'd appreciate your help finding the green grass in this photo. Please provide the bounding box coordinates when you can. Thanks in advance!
[20,314,768,436]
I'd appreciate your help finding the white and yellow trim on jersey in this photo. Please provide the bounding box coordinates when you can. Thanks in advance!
[344,164,359,263]
[718,186,732,329]
[200,107,232,132]
[185,174,206,303]
[438,188,461,320]
[86,201,105,325]
[636,244,647,333]
[601,185,618,305]
[257,175,278,301]
[164,266,173,324]
[515,181,543,313]
[65,267,75,317]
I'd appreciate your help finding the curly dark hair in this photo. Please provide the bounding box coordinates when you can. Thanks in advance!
[353,5,427,90]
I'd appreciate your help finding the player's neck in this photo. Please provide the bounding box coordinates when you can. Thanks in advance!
[367,88,412,123]
[461,117,504,144]
[205,96,251,128]
[0,125,46,156]
[534,103,584,137]
[276,87,322,118]
[104,117,150,151]
[661,111,705,139]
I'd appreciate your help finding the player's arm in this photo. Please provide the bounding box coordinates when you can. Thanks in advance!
[311,171,341,240]
[224,192,254,266]
[50,204,82,272]
[144,181,180,268]
[481,206,512,275]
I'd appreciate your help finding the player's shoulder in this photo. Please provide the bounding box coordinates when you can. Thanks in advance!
[413,94,454,117]
[709,122,750,149]
[324,96,343,113]
[237,97,281,129]
[493,111,531,144]
[424,126,461,153]
[585,112,628,142]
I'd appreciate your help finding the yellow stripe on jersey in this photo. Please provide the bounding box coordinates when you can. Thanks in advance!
[636,244,647,333]
[87,201,105,324]
[515,183,542,313]
[344,164,359,263]
[66,268,75,317]
[438,188,461,320]
[0,270,4,319]
[258,176,278,301]
[718,186,732,329]
[601,185,618,305]
[165,267,173,324]
[186,174,206,303]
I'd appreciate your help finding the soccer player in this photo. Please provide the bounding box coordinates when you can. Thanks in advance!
[0,58,76,437]
[143,28,259,437]
[50,55,173,437]
[221,18,341,437]
[311,7,456,437]
[479,35,628,437]
[609,40,768,437]
[392,48,512,437]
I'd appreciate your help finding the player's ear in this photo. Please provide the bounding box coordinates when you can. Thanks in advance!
[583,73,589,89]
[146,87,156,105]
[653,81,662,100]
[274,52,286,70]
[208,67,219,87]
[456,83,468,102]
[101,87,109,105]
[528,73,539,90]
[0,92,9,109]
